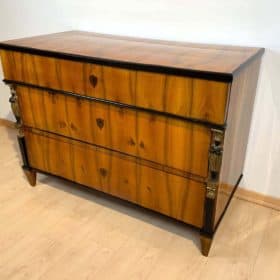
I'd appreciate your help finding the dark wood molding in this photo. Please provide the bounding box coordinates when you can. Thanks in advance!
[3,79,227,130]
[17,135,31,169]
[0,43,233,82]
[0,31,264,82]
[24,126,206,184]
[202,195,216,235]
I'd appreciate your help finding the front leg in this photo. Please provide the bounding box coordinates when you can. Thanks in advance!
[200,233,213,256]
[23,168,37,187]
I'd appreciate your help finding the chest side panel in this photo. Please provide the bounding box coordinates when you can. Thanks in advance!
[214,57,262,227]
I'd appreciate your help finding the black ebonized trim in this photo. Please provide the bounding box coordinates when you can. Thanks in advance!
[29,166,202,231]
[200,174,243,238]
[199,231,213,239]
[4,79,226,130]
[17,135,31,169]
[25,126,206,183]
[201,191,216,235]
[0,43,233,82]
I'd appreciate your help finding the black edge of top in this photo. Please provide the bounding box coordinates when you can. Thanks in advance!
[0,43,233,82]
[3,79,226,130]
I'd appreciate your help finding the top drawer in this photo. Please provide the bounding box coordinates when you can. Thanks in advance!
[0,50,229,125]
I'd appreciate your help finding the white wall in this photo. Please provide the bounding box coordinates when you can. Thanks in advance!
[0,0,279,197]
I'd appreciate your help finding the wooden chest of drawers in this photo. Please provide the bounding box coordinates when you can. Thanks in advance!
[0,31,264,256]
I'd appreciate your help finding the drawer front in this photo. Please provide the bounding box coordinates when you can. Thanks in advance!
[1,50,229,125]
[24,128,206,228]
[18,86,211,178]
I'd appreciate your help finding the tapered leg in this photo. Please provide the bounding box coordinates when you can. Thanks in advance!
[200,233,213,256]
[23,168,37,187]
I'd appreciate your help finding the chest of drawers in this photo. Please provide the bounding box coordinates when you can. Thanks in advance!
[0,31,264,256]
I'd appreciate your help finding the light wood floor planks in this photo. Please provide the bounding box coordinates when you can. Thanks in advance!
[0,125,279,280]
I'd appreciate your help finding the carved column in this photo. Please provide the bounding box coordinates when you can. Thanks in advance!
[9,84,21,128]
[200,128,224,256]
[8,84,36,186]
[206,129,224,200]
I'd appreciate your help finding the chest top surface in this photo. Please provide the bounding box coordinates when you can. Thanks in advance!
[0,31,264,81]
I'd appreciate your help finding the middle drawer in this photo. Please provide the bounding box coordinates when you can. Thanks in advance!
[17,86,211,178]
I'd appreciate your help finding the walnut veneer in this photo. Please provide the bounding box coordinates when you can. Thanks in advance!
[0,31,264,256]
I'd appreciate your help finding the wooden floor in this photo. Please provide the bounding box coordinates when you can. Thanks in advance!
[0,125,279,280]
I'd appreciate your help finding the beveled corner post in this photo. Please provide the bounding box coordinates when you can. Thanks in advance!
[8,84,36,186]
[200,128,224,256]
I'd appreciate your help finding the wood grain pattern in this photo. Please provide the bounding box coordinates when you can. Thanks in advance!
[0,50,229,125]
[0,31,265,257]
[17,86,211,177]
[24,127,206,228]
[214,56,263,226]
[4,119,279,212]
[0,30,264,75]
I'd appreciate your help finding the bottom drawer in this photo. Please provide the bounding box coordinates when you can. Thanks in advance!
[24,128,206,228]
